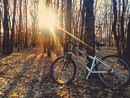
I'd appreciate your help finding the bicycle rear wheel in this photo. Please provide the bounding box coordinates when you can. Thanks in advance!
[50,56,76,85]
[98,55,130,88]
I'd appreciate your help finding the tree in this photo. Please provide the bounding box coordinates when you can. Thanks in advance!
[111,0,128,56]
[64,0,72,53]
[2,0,10,55]
[0,3,1,53]
[10,0,17,54]
[58,0,64,54]
[30,0,38,48]
[84,0,95,67]
[120,0,126,57]
[79,0,85,54]
[45,0,51,57]
[18,0,22,52]
[126,19,130,62]
[24,0,28,48]
[112,0,120,54]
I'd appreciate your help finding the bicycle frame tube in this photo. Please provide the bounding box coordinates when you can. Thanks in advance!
[74,48,111,79]
[95,57,111,69]
[85,55,96,79]
[76,53,90,71]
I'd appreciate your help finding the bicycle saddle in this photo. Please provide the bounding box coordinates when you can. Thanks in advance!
[94,41,106,47]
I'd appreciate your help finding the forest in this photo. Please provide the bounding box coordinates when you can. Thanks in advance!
[0,0,130,97]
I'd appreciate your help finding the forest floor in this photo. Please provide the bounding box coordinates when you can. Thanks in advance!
[0,47,130,98]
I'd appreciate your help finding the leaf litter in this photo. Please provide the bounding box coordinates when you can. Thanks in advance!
[0,48,129,98]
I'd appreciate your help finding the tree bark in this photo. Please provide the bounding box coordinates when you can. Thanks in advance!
[2,0,10,55]
[126,19,130,62]
[24,0,28,48]
[45,0,51,57]
[18,0,22,52]
[10,0,17,54]
[120,0,126,56]
[64,0,72,53]
[0,7,1,53]
[79,0,85,55]
[84,0,95,67]
[112,0,120,54]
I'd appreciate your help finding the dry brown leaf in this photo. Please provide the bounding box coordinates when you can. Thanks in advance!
[11,92,18,98]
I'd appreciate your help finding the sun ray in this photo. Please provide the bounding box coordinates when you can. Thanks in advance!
[38,1,57,30]
[37,1,62,51]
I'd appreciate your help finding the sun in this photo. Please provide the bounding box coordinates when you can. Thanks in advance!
[38,2,57,30]
[37,1,62,49]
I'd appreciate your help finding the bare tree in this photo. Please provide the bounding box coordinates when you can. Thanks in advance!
[79,0,85,54]
[30,0,38,48]
[84,0,95,67]
[18,0,22,51]
[112,0,128,56]
[112,0,120,54]
[0,2,1,53]
[45,0,51,57]
[2,0,10,55]
[120,0,126,56]
[64,0,72,53]
[126,19,130,62]
[10,0,17,54]
[24,0,28,48]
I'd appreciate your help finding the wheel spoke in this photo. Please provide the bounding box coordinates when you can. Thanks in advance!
[98,55,130,87]
[50,56,76,85]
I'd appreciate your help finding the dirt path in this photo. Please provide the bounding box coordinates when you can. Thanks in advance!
[0,48,130,98]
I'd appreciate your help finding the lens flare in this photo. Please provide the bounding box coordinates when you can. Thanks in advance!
[38,3,57,30]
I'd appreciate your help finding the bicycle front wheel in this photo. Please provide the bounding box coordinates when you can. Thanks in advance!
[98,55,130,88]
[50,56,76,85]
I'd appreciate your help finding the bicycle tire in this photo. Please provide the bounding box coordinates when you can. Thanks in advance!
[98,55,130,88]
[50,56,76,85]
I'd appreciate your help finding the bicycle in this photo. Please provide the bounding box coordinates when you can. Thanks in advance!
[50,39,130,88]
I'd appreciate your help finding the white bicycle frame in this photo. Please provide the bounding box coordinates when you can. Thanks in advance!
[74,48,111,80]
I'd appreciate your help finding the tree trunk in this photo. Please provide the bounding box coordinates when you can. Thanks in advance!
[84,0,95,67]
[112,0,120,54]
[2,0,10,55]
[108,3,113,46]
[45,0,51,57]
[120,0,126,56]
[64,0,72,53]
[47,33,51,57]
[60,0,64,46]
[24,0,28,48]
[0,7,1,53]
[126,19,130,62]
[10,0,17,54]
[18,0,22,52]
[79,0,85,55]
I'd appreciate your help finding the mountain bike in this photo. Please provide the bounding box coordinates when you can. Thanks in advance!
[50,39,130,88]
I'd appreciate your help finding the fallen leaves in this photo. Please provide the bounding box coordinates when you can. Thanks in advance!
[11,92,18,98]
[0,48,129,98]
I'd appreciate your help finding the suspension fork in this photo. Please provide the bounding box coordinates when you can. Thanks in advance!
[62,52,73,70]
